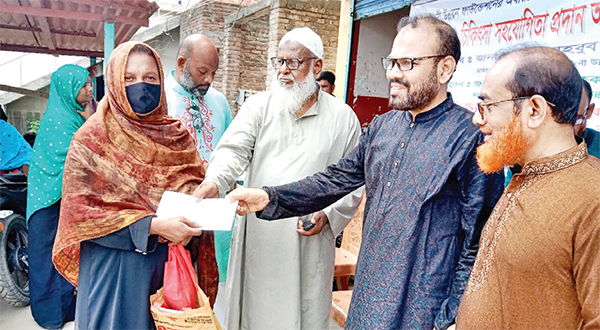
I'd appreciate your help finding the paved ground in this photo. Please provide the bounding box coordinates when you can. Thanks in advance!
[0,286,342,330]
[0,297,74,330]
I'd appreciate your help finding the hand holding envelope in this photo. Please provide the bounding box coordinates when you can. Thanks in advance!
[156,191,238,231]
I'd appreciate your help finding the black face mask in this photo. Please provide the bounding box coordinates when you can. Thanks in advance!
[125,82,161,115]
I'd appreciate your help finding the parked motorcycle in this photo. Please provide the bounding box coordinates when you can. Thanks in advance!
[0,172,29,306]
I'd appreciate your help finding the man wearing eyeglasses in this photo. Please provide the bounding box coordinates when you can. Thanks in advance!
[575,79,599,158]
[193,27,362,330]
[502,78,599,186]
[456,46,600,329]
[226,15,503,330]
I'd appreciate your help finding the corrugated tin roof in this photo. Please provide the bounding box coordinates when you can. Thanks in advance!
[0,0,159,57]
[355,0,414,20]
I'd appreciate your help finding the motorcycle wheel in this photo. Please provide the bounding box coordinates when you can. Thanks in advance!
[0,213,29,306]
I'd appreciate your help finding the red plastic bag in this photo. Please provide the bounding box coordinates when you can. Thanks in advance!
[162,243,198,310]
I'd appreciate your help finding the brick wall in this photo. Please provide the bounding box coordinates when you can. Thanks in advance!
[267,0,341,89]
[180,0,241,39]
[179,0,342,116]
[240,17,270,96]
[179,0,241,92]
[222,11,270,115]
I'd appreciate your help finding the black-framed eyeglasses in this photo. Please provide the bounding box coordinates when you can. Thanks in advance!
[476,96,556,119]
[381,55,447,71]
[270,57,318,70]
[575,107,590,125]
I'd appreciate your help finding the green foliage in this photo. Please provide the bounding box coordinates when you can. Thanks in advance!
[27,116,40,133]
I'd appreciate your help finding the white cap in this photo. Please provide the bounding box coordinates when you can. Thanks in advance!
[279,27,323,59]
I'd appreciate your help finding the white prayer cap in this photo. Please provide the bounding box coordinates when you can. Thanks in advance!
[279,27,324,59]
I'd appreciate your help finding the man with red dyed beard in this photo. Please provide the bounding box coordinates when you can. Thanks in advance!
[457,45,600,329]
[476,114,529,175]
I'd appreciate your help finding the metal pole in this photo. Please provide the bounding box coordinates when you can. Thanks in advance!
[90,57,97,99]
[103,21,115,95]
[343,0,355,103]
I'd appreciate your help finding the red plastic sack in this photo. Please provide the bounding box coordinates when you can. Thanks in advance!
[162,243,198,310]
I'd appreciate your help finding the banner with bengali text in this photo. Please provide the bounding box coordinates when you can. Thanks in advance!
[411,0,600,130]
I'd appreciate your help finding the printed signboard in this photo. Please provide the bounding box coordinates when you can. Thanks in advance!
[412,0,600,130]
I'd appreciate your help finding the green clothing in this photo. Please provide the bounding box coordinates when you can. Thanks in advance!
[27,64,89,220]
[214,216,234,282]
[583,128,600,158]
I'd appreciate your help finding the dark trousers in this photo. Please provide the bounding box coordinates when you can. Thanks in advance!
[28,200,76,329]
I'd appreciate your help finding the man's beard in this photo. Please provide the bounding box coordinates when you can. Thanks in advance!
[389,67,439,111]
[179,62,210,98]
[271,71,318,115]
[476,115,530,174]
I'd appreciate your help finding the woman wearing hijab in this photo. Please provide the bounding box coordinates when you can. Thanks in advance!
[0,106,32,174]
[52,42,218,329]
[26,64,94,329]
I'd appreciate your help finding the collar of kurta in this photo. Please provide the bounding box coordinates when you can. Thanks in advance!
[521,142,588,175]
[402,92,455,123]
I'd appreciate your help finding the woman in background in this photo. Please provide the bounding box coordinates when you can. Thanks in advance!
[26,64,94,329]
[52,42,218,329]
[0,105,32,174]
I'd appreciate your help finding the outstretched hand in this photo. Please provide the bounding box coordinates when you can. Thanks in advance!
[434,324,456,330]
[227,187,270,215]
[193,181,219,202]
[149,216,203,246]
[297,210,329,236]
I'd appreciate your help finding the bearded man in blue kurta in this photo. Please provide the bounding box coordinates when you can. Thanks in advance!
[165,34,232,168]
[165,34,233,304]
[227,15,504,330]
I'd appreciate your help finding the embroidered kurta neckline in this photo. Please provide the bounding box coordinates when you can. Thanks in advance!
[521,142,587,175]
[466,142,589,296]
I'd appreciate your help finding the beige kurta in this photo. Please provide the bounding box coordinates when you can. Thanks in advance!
[457,142,600,329]
[205,89,363,330]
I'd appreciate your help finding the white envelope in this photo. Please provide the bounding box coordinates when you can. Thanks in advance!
[155,191,237,231]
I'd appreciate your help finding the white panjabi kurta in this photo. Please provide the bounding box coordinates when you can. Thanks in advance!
[204,88,363,330]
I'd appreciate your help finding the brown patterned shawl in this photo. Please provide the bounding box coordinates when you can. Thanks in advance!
[52,42,217,301]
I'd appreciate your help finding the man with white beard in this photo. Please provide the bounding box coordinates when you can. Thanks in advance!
[193,27,363,330]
